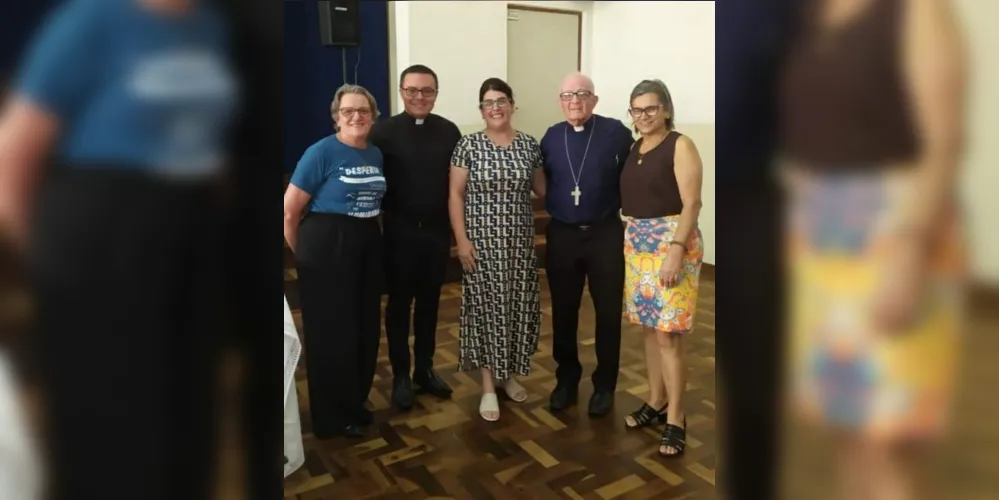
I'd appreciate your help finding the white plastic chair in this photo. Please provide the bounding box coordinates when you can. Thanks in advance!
[283,296,305,478]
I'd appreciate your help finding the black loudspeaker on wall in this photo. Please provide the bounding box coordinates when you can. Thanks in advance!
[318,0,360,46]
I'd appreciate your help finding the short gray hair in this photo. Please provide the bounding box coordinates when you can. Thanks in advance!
[330,84,380,127]
[630,79,675,130]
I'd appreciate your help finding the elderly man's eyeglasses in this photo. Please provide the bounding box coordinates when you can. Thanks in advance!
[339,107,372,118]
[628,105,662,118]
[559,90,593,101]
[402,87,438,98]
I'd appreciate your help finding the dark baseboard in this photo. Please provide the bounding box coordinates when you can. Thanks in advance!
[970,281,999,317]
[701,262,715,282]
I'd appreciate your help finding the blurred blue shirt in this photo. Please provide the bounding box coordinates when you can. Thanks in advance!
[290,134,386,218]
[15,0,239,177]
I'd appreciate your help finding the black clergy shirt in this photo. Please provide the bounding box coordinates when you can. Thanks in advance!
[540,114,634,224]
[369,112,462,226]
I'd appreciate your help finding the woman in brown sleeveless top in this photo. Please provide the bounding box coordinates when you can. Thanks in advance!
[618,79,705,458]
[780,0,967,498]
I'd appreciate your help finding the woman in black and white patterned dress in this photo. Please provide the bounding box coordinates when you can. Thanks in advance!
[448,78,545,421]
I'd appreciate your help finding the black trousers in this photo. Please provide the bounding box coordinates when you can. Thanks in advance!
[30,168,224,500]
[382,214,450,377]
[295,212,382,435]
[545,216,625,392]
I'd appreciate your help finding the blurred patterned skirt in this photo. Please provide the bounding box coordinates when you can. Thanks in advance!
[623,215,704,333]
[786,169,965,441]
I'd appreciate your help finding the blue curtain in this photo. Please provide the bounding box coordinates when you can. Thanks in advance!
[284,0,390,173]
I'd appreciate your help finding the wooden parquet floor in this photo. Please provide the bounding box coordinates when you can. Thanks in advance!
[282,266,718,500]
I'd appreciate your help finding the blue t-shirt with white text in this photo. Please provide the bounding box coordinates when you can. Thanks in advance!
[290,134,386,218]
[15,0,239,177]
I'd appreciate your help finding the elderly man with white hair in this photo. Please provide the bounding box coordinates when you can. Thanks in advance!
[539,73,634,417]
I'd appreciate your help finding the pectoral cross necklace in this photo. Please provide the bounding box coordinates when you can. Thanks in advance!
[564,120,595,206]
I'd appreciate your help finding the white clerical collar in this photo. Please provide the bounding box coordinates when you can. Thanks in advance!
[405,112,426,125]
[569,116,595,132]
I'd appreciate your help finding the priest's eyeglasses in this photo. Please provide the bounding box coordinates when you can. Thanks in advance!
[559,90,593,101]
[628,105,662,118]
[402,87,438,98]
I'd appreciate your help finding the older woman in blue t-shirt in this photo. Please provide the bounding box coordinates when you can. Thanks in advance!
[0,1,237,498]
[283,84,387,439]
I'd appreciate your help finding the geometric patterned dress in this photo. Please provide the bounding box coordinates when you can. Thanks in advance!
[450,131,542,381]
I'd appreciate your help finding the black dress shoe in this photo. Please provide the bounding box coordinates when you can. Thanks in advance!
[414,368,453,399]
[548,385,577,411]
[338,424,366,438]
[358,407,374,425]
[588,391,614,417]
[392,376,415,410]
[315,423,366,440]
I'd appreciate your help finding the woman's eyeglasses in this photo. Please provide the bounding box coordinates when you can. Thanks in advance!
[481,98,511,109]
[628,105,662,118]
[339,107,372,118]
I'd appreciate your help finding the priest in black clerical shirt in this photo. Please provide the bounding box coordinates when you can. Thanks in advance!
[369,64,461,410]
[540,73,634,416]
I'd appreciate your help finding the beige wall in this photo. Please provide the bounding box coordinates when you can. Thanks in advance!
[955,0,999,285]
[389,1,716,263]
[589,1,715,264]
[385,1,999,280]
[388,1,594,123]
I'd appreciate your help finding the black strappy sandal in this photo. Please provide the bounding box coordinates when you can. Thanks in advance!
[658,417,687,458]
[625,403,668,429]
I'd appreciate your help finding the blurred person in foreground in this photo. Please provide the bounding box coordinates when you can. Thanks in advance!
[369,64,460,411]
[449,78,544,421]
[0,0,238,498]
[780,0,967,498]
[541,73,634,417]
[714,0,800,496]
[283,84,386,439]
[620,79,705,457]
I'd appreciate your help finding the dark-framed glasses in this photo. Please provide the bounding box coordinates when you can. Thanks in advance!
[339,107,372,118]
[481,97,511,109]
[402,87,438,98]
[559,90,593,101]
[628,105,662,118]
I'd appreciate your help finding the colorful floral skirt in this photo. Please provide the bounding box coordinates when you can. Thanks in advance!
[623,215,704,333]
[786,169,965,440]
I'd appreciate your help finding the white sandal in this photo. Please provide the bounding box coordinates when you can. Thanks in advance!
[479,393,500,421]
[501,378,528,403]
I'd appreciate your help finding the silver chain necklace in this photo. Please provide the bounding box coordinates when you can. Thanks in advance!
[563,120,595,206]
